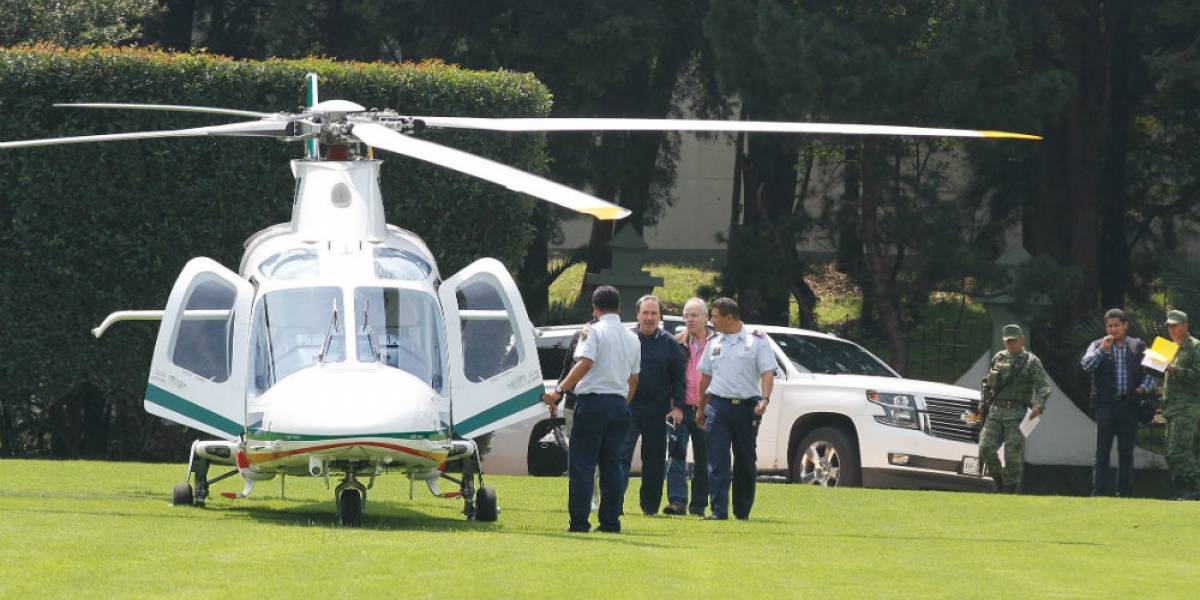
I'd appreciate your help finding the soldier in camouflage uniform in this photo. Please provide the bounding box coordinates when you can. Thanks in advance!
[978,324,1050,493]
[1162,310,1200,500]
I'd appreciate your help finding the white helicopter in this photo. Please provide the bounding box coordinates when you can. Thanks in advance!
[0,73,1039,527]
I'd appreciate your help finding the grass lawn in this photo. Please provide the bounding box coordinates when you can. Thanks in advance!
[548,261,719,313]
[2,459,1198,598]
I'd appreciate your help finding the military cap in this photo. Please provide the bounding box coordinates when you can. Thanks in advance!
[1001,324,1023,340]
[1166,310,1188,325]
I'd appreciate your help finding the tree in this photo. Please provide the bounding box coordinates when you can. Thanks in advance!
[0,0,158,46]
[707,1,1067,374]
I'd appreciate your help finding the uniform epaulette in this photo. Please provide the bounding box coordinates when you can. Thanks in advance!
[751,329,766,338]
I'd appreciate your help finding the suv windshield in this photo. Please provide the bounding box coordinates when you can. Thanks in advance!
[769,333,896,377]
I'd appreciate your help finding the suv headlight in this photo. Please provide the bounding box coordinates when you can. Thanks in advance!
[867,390,919,429]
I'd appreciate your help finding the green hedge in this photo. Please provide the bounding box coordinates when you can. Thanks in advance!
[0,46,551,459]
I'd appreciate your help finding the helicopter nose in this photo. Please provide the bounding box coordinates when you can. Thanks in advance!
[256,364,441,436]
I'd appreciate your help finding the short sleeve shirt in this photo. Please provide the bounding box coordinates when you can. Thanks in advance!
[698,326,778,399]
[574,313,641,395]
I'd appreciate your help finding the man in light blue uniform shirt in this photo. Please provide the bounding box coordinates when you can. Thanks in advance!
[543,286,640,533]
[695,297,778,520]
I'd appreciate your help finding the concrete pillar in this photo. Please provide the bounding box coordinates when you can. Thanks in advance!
[584,225,664,321]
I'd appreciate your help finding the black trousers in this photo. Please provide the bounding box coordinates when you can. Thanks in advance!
[619,410,668,515]
[1093,400,1138,496]
[705,396,759,519]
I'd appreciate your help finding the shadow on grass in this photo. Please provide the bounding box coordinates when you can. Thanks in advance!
[757,528,1100,547]
[0,505,229,522]
[516,527,672,548]
[220,501,492,532]
[220,498,681,545]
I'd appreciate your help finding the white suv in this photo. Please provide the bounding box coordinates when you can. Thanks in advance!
[484,320,991,492]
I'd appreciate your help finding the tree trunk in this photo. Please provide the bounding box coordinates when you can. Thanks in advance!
[737,133,803,325]
[1098,0,1138,308]
[161,0,196,51]
[81,384,109,459]
[860,142,908,374]
[517,203,551,323]
[320,0,346,58]
[0,393,14,457]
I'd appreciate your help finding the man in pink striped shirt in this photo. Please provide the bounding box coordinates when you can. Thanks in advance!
[664,297,711,516]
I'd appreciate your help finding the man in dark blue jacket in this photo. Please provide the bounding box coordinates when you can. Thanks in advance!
[619,294,686,516]
[1080,308,1156,497]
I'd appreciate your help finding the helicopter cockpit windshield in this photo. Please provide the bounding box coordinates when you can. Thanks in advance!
[258,249,319,280]
[374,248,432,280]
[251,286,345,395]
[354,287,445,393]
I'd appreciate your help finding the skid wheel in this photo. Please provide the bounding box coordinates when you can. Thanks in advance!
[337,488,364,527]
[172,482,194,506]
[475,486,498,522]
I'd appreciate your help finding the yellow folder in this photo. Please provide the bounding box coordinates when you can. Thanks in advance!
[1142,337,1179,372]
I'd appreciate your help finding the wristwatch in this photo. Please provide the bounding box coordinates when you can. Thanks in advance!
[554,384,566,395]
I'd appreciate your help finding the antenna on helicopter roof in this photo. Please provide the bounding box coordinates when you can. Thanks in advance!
[305,73,319,159]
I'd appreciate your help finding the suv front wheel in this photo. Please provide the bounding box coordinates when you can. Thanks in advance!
[790,426,861,487]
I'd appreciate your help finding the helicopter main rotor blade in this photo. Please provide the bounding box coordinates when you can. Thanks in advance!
[351,122,630,220]
[414,117,1042,141]
[0,120,293,149]
[55,102,274,119]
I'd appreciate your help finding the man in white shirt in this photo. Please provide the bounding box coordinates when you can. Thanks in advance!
[543,286,640,533]
[696,297,777,520]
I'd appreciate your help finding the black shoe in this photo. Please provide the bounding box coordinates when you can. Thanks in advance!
[704,514,727,520]
[568,527,590,533]
[688,507,705,517]
[596,526,621,533]
[735,515,749,521]
[663,502,686,516]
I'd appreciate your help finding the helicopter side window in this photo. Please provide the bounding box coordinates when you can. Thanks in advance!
[170,278,236,382]
[250,286,346,395]
[456,278,522,383]
[258,249,319,280]
[374,248,432,280]
[354,287,445,393]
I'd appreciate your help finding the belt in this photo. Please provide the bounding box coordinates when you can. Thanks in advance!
[576,392,622,400]
[990,400,1027,409]
[711,394,760,405]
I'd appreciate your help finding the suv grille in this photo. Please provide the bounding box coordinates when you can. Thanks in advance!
[923,396,982,443]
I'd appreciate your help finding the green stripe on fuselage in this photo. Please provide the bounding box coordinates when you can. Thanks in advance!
[454,384,544,435]
[145,383,243,437]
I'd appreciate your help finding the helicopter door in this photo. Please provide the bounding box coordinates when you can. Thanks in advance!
[438,258,543,439]
[145,257,254,441]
